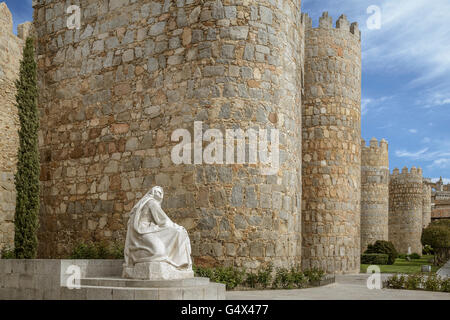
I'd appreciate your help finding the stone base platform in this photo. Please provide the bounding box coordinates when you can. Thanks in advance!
[0,259,225,300]
[72,277,224,300]
[122,261,194,280]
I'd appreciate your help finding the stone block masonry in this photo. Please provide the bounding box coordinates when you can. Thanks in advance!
[0,3,31,252]
[301,12,362,274]
[422,179,432,228]
[389,167,423,254]
[360,138,389,253]
[2,1,440,276]
[33,0,303,271]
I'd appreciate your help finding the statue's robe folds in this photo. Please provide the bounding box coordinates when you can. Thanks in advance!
[124,197,192,270]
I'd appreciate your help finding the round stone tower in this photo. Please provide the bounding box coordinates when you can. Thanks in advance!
[33,0,303,270]
[301,12,362,273]
[389,167,423,254]
[422,179,432,229]
[360,138,389,253]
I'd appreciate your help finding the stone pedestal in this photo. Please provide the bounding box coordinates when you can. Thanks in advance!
[122,262,194,281]
[0,260,225,300]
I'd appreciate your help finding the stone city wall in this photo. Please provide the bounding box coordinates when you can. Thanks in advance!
[0,3,29,252]
[301,12,361,274]
[422,180,432,228]
[33,0,303,270]
[360,138,389,252]
[389,167,423,254]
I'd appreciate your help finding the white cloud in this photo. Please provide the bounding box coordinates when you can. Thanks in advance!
[431,177,450,184]
[420,91,450,108]
[395,148,429,159]
[361,96,392,115]
[395,141,450,170]
[361,98,372,115]
[430,158,450,169]
[408,129,418,134]
[303,0,450,108]
[362,0,450,83]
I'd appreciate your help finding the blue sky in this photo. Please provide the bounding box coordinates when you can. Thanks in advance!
[3,0,449,182]
[302,0,450,183]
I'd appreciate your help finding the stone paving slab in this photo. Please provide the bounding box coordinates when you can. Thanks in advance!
[226,274,450,300]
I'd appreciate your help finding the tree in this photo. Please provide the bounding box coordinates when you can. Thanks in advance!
[421,220,450,265]
[13,37,40,259]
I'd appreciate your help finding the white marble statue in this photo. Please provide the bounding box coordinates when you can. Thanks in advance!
[123,186,193,280]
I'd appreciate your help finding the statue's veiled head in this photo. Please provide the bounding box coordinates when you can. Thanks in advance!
[151,186,164,203]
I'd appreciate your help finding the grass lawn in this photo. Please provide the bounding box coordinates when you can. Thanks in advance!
[360,255,440,274]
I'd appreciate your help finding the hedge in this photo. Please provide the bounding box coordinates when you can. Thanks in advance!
[361,253,389,265]
[364,240,398,265]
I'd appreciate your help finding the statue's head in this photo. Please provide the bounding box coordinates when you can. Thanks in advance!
[151,186,164,202]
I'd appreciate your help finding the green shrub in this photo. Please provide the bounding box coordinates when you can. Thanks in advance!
[422,245,434,255]
[271,267,311,289]
[69,241,124,259]
[290,267,308,288]
[195,266,246,290]
[193,265,214,279]
[70,242,101,259]
[244,272,258,288]
[441,278,450,293]
[385,273,450,292]
[423,274,441,291]
[256,264,273,288]
[361,253,389,265]
[408,253,421,260]
[14,38,40,259]
[194,266,246,290]
[385,274,406,289]
[303,268,324,282]
[109,242,125,259]
[365,240,398,265]
[273,268,294,289]
[405,273,424,290]
[195,265,325,290]
[212,267,245,290]
[398,254,407,259]
[0,247,16,259]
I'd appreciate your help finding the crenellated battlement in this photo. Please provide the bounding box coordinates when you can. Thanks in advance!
[361,138,388,169]
[361,137,388,153]
[391,166,423,179]
[302,12,361,41]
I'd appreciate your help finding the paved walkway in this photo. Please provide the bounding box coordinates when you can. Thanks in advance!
[226,274,450,300]
[437,259,450,278]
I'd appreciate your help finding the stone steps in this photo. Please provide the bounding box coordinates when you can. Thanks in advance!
[80,276,210,288]
[0,260,226,300]
[60,277,226,300]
